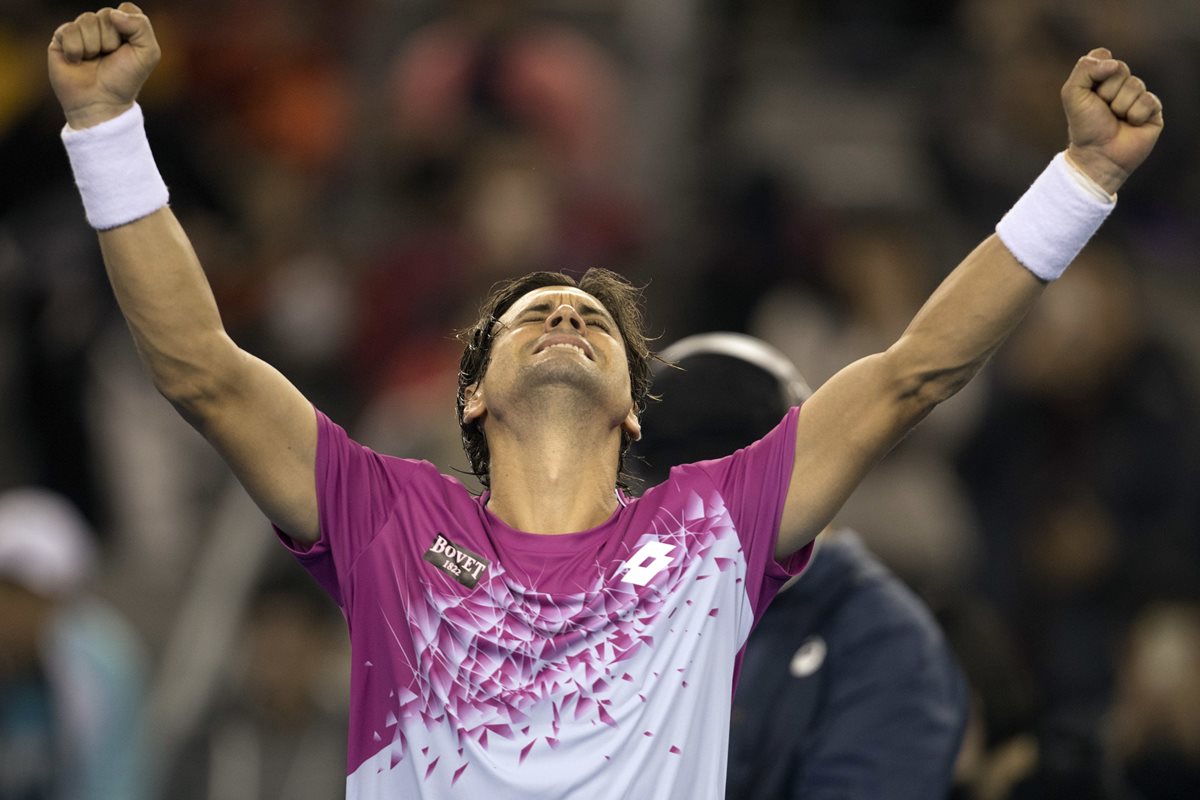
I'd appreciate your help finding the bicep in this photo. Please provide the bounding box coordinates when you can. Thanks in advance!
[776,353,927,557]
[177,345,320,543]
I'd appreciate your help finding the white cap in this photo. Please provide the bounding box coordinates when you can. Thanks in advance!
[0,488,97,597]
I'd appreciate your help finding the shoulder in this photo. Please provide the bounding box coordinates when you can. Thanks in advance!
[319,410,477,497]
[642,461,720,495]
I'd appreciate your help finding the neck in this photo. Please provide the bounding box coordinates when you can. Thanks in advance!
[483,401,625,534]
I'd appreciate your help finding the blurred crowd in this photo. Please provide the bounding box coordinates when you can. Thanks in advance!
[2,0,1199,798]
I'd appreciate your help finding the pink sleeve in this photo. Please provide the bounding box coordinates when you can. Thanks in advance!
[274,408,418,609]
[683,406,811,623]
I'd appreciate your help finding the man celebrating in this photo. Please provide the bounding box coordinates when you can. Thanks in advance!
[49,5,1163,798]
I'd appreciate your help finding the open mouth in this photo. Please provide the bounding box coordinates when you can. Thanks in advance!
[535,337,594,360]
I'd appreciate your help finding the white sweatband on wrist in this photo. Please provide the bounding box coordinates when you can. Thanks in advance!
[995,151,1116,282]
[61,103,169,230]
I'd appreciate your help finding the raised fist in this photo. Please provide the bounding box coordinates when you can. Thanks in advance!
[48,3,161,130]
[1062,48,1164,195]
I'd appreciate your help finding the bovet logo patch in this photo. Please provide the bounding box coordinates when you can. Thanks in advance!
[423,532,490,589]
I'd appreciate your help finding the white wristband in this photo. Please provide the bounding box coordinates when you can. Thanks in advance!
[995,152,1115,282]
[61,103,169,230]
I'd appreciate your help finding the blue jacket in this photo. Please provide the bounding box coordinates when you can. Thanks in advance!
[727,531,967,799]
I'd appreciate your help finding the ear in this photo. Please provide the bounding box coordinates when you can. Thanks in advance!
[621,406,641,441]
[462,383,488,425]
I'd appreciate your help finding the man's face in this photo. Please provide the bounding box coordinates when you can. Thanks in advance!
[463,286,641,438]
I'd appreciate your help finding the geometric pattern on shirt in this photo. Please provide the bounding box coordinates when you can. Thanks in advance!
[371,490,742,783]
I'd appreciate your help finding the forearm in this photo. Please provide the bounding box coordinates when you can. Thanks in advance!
[893,145,1120,406]
[888,234,1044,406]
[99,207,240,406]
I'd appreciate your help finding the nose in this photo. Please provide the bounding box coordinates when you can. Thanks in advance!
[544,304,585,333]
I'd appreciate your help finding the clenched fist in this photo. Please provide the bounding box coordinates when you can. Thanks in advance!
[48,3,161,130]
[1063,48,1164,195]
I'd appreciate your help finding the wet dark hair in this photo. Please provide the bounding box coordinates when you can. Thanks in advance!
[456,268,655,490]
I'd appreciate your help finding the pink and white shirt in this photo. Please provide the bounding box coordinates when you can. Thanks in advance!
[277,406,809,799]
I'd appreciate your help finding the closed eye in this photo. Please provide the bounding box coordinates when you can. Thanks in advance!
[578,303,616,334]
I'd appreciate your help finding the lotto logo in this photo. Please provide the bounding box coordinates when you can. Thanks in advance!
[618,541,676,586]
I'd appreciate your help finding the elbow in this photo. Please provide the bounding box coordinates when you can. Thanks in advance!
[887,340,984,418]
[901,365,976,409]
[154,369,220,415]
[147,335,243,419]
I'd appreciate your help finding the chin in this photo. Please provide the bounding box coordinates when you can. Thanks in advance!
[519,360,626,408]
[523,358,601,392]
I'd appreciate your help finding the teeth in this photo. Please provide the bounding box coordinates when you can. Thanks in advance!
[545,342,586,355]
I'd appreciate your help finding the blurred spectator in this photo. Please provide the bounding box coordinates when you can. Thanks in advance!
[162,570,349,800]
[387,0,628,181]
[957,242,1200,723]
[168,0,358,176]
[0,488,148,799]
[944,595,1141,799]
[681,169,824,337]
[631,333,967,799]
[1107,602,1200,798]
[942,598,1039,800]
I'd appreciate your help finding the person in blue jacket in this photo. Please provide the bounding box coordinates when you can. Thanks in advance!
[632,332,968,800]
